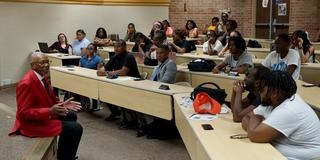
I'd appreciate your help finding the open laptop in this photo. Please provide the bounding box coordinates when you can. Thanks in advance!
[38,42,58,53]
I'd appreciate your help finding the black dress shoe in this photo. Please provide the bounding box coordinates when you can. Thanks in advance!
[119,120,138,129]
[89,108,101,113]
[104,113,120,121]
[136,129,147,137]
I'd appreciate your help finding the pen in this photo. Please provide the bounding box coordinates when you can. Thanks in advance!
[189,113,196,118]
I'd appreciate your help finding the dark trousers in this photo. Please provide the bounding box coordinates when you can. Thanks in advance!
[65,92,98,109]
[58,111,83,160]
[107,103,121,115]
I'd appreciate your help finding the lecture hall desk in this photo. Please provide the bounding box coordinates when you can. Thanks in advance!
[175,53,320,84]
[45,53,81,66]
[174,93,286,160]
[50,66,193,120]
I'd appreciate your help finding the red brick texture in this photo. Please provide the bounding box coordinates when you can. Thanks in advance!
[169,0,320,41]
[289,0,320,41]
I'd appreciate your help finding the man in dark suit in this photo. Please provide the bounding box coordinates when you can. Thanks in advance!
[9,53,82,160]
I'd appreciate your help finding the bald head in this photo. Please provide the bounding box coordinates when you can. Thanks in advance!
[30,52,45,63]
[30,52,50,75]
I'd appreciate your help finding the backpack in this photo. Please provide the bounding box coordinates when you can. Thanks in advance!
[247,40,262,48]
[188,59,216,72]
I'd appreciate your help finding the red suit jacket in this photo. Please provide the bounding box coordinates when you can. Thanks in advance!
[9,70,62,137]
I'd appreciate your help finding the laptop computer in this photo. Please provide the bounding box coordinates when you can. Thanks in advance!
[38,42,58,53]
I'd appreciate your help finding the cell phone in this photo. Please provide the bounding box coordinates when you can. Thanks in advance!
[134,78,144,81]
[106,74,118,79]
[228,71,239,76]
[159,84,170,90]
[67,69,75,71]
[201,124,214,130]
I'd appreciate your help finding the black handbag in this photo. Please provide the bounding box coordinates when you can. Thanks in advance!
[247,39,262,48]
[144,57,158,66]
[190,82,227,105]
[188,59,216,72]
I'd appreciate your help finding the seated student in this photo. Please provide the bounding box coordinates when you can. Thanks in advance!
[203,30,224,55]
[242,71,320,160]
[218,30,242,57]
[151,45,177,83]
[217,20,240,57]
[205,17,220,33]
[162,19,173,37]
[137,45,178,138]
[72,29,91,56]
[143,30,167,66]
[185,19,200,47]
[231,66,271,122]
[97,40,140,127]
[213,36,253,74]
[291,30,315,63]
[79,43,103,111]
[124,23,136,42]
[185,20,199,38]
[149,21,164,40]
[94,27,113,47]
[168,29,192,54]
[131,32,153,64]
[262,33,301,80]
[218,12,229,33]
[49,33,72,54]
[10,52,82,160]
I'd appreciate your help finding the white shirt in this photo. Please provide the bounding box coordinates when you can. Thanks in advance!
[203,40,224,53]
[262,49,301,80]
[254,94,320,160]
[33,71,44,87]
[72,38,90,56]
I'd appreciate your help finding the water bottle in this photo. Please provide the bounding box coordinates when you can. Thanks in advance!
[68,46,73,55]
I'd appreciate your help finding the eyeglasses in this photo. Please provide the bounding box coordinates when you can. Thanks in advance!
[230,134,248,139]
[87,48,94,50]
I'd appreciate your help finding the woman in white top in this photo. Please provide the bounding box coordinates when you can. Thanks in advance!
[203,30,224,55]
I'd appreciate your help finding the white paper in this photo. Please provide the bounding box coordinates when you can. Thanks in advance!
[278,3,287,16]
[220,106,228,114]
[180,96,193,108]
[114,77,133,81]
[262,0,269,8]
[189,114,218,121]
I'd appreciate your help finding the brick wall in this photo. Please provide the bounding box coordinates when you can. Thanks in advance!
[169,0,320,41]
[289,0,320,41]
[169,0,254,38]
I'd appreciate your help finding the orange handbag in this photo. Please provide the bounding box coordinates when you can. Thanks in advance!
[193,92,221,115]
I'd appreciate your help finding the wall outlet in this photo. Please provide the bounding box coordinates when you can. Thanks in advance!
[1,79,12,86]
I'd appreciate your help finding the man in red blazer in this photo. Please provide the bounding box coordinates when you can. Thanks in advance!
[9,53,82,160]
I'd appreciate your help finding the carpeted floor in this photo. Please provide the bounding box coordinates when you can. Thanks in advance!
[0,87,191,160]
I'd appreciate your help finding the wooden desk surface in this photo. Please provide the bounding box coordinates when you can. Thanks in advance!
[45,53,81,59]
[50,66,193,96]
[50,66,193,120]
[97,46,114,52]
[137,63,243,101]
[296,80,320,111]
[174,93,285,160]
